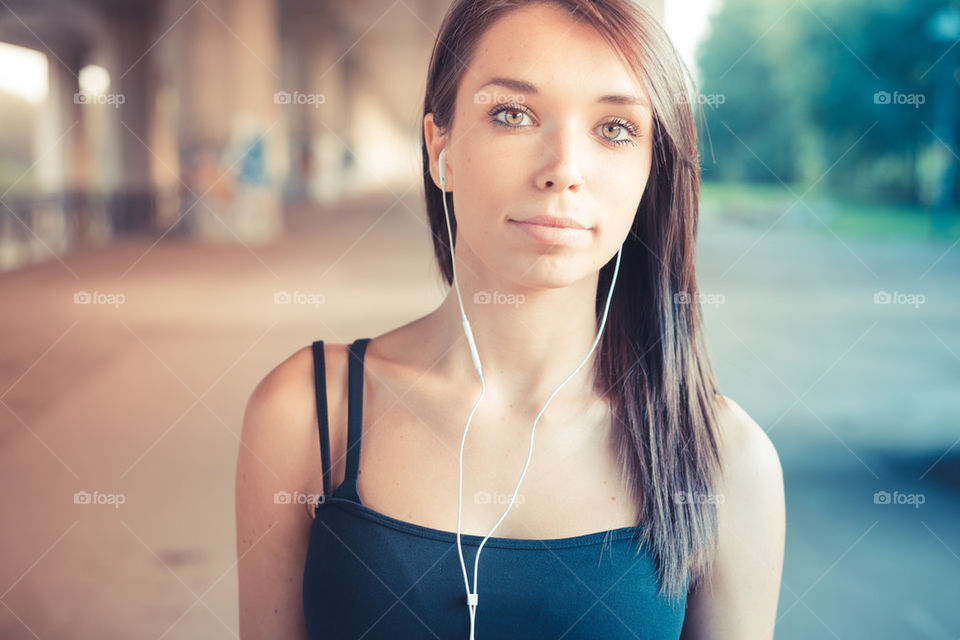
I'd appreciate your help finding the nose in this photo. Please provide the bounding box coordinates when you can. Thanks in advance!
[535,121,585,192]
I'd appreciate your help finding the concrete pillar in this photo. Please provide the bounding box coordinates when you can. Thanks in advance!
[164,0,286,242]
[316,47,358,200]
[278,2,355,205]
[278,2,320,203]
[100,9,161,234]
[340,1,428,195]
[32,48,85,258]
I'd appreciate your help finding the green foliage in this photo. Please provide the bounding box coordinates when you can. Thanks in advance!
[696,0,955,205]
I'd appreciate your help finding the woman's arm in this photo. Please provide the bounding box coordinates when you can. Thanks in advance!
[236,348,318,640]
[680,396,786,640]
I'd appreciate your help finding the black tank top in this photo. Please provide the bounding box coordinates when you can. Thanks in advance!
[302,338,688,638]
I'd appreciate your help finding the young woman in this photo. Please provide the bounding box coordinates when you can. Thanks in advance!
[236,1,785,638]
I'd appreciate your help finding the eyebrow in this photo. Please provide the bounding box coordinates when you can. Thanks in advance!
[477,76,650,109]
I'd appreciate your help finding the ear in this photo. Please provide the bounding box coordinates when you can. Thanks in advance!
[424,112,450,192]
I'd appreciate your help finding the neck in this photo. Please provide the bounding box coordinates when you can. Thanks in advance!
[417,253,609,416]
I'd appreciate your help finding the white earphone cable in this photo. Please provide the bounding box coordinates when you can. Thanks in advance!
[439,149,623,639]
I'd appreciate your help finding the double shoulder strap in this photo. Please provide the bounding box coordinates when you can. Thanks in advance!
[310,338,371,504]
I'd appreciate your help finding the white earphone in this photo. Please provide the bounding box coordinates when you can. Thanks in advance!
[438,147,447,188]
[438,146,624,639]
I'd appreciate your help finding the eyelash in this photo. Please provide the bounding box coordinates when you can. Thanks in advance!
[487,101,641,147]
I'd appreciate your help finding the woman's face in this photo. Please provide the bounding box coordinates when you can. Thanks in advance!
[426,2,654,290]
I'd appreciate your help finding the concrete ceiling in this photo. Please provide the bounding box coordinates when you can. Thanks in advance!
[0,0,156,55]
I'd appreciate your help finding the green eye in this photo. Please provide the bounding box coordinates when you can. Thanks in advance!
[487,102,640,148]
[490,104,532,127]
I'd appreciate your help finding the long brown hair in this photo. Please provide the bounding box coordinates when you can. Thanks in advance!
[420,0,723,604]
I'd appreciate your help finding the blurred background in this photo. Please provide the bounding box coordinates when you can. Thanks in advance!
[0,0,957,637]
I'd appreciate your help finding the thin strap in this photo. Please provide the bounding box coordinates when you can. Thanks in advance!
[332,338,371,504]
[311,341,332,497]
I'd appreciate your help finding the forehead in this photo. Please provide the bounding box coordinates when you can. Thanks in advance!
[465,3,647,104]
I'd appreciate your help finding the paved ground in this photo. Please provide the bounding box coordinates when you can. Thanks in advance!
[0,189,957,638]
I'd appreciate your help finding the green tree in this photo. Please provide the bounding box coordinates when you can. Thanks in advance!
[697,0,953,205]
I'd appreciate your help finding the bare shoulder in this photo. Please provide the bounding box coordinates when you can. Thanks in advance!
[234,341,352,639]
[712,395,784,554]
[680,395,785,640]
[714,395,782,480]
[240,342,355,483]
[242,345,315,447]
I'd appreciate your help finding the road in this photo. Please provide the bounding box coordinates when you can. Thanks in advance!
[0,190,957,638]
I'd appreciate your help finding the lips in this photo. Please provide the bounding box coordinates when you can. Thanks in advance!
[509,215,590,230]
[507,216,593,245]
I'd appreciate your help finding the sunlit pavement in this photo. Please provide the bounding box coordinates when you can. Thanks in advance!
[0,190,957,638]
[698,208,960,639]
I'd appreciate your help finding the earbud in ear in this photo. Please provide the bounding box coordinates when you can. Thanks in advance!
[438,148,447,188]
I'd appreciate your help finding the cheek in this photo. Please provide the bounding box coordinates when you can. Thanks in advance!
[600,161,649,239]
[459,143,523,194]
[450,148,521,230]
